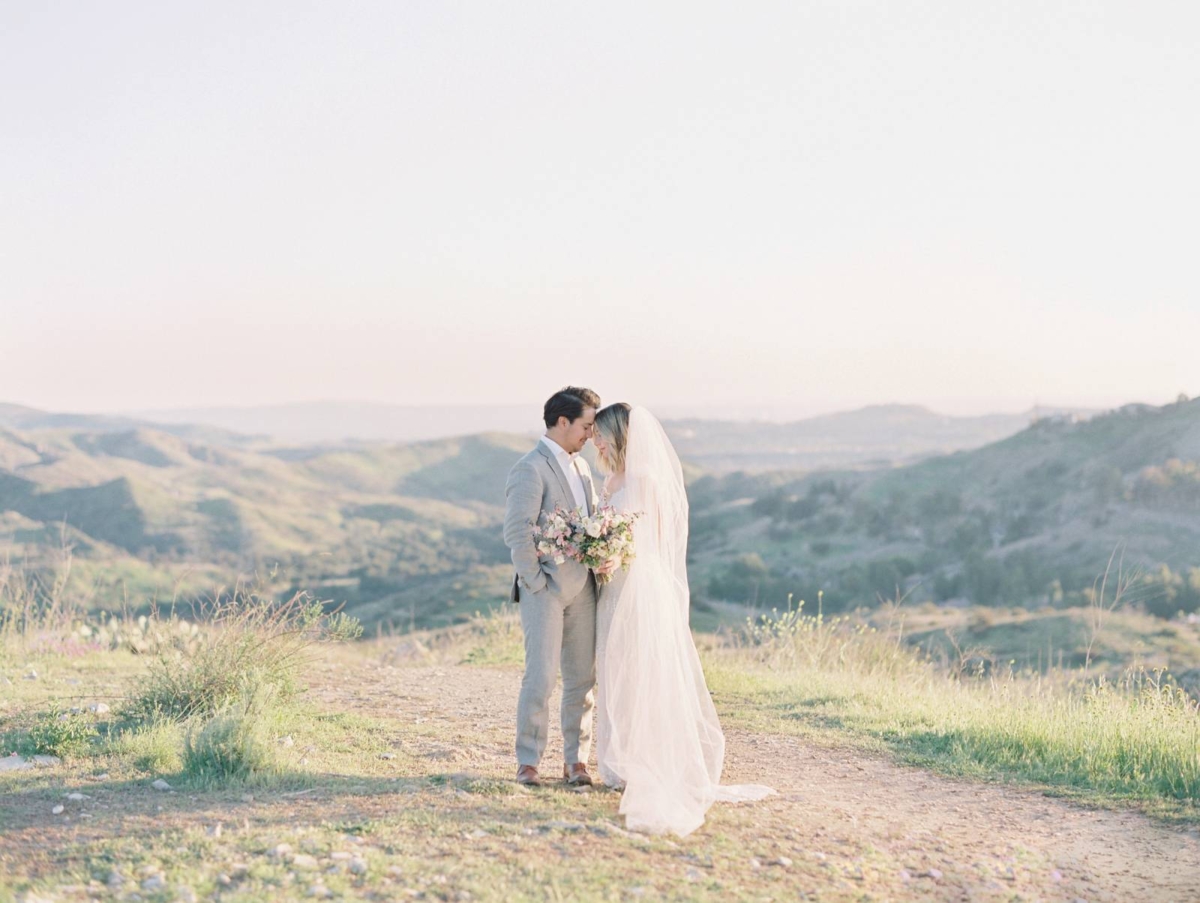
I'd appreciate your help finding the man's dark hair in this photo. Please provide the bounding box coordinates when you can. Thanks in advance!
[543,386,601,429]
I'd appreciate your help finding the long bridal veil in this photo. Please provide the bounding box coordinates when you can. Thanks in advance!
[601,407,773,837]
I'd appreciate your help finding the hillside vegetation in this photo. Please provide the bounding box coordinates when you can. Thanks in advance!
[0,421,528,629]
[694,398,1200,620]
[4,398,1200,640]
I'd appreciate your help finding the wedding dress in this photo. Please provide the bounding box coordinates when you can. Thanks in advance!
[595,407,773,836]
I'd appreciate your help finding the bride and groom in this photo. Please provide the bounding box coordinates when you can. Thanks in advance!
[502,387,772,837]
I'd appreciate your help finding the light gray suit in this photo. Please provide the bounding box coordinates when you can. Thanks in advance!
[503,441,598,768]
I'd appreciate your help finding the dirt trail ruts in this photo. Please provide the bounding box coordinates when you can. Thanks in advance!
[317,658,1200,902]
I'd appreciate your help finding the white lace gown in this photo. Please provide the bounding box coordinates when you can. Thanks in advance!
[594,409,773,837]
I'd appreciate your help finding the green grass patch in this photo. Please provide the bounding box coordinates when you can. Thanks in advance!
[458,605,524,666]
[103,718,184,774]
[713,601,1200,821]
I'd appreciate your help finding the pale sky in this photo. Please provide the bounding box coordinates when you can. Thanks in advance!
[2,1,1197,417]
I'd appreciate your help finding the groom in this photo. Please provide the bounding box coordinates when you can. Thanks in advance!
[503,387,601,787]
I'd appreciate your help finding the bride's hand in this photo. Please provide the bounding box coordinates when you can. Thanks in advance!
[596,556,621,576]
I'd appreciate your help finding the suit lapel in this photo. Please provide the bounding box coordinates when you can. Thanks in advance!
[577,463,594,515]
[536,443,575,508]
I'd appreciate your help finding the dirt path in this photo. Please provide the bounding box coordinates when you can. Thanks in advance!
[4,649,1199,901]
[320,656,1200,902]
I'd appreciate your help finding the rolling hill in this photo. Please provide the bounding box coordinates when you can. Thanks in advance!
[3,397,1195,632]
[693,398,1200,618]
[0,420,531,629]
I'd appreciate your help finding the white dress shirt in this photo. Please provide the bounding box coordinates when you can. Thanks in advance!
[540,435,588,511]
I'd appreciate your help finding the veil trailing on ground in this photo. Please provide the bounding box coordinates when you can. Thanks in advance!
[600,407,773,837]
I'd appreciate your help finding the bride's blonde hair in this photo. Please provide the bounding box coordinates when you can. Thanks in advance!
[594,403,631,474]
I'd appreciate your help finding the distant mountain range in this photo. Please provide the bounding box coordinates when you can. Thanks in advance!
[133,402,539,445]
[7,399,1093,473]
[666,404,1091,472]
[0,403,263,448]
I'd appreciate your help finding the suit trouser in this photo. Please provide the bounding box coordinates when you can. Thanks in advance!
[515,575,597,767]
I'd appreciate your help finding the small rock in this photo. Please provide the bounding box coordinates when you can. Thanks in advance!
[52,804,65,815]
[66,792,90,801]
[923,868,943,880]
[268,843,293,859]
[308,886,333,899]
[684,868,703,881]
[241,793,255,803]
[542,820,585,832]
[0,755,31,772]
[216,874,231,887]
[773,856,793,867]
[899,869,912,881]
[331,852,353,861]
[292,854,320,871]
[177,887,198,903]
[386,865,404,878]
[749,858,762,868]
[141,875,166,892]
[151,779,173,791]
[88,702,111,715]
[278,735,294,747]
[379,753,396,760]
[349,857,368,875]
[24,669,38,680]
[94,773,110,781]
[1,675,12,686]
[1051,870,1064,882]
[207,824,223,838]
[107,868,125,888]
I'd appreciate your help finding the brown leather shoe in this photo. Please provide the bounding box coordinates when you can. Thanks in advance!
[563,763,593,786]
[516,765,542,787]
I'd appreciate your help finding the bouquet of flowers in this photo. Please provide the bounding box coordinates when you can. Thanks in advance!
[532,505,640,585]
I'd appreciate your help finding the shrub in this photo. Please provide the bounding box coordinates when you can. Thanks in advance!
[182,680,281,785]
[28,705,98,758]
[124,587,361,724]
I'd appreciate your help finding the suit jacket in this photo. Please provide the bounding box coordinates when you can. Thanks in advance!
[503,441,598,603]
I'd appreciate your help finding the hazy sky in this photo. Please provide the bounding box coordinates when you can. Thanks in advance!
[2,1,1197,417]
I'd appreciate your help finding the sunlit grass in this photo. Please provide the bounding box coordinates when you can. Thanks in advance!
[713,596,1200,818]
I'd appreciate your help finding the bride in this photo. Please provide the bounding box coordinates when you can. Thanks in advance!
[591,403,773,837]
